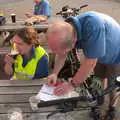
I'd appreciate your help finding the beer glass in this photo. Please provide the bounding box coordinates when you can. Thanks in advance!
[9,40,19,59]
[10,13,16,23]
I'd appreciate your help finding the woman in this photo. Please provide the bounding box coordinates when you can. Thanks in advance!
[4,27,49,80]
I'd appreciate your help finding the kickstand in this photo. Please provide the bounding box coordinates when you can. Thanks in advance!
[47,110,61,119]
[47,102,75,119]
[47,107,74,119]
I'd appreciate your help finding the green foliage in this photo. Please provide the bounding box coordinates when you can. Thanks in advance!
[88,76,104,94]
[77,76,104,96]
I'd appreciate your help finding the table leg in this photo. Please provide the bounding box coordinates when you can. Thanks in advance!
[2,31,15,46]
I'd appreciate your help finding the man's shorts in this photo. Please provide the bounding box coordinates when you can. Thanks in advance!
[94,63,120,86]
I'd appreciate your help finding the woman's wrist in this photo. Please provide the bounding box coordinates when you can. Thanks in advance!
[4,64,13,75]
[6,62,13,67]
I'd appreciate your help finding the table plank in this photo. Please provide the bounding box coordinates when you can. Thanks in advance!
[0,103,56,113]
[0,79,45,87]
[0,86,41,94]
[0,22,49,32]
[0,94,35,103]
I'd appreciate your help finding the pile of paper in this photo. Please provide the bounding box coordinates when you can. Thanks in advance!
[36,84,79,101]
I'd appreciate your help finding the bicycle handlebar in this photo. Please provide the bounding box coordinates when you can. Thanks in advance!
[56,4,88,16]
[80,4,88,9]
[56,11,63,15]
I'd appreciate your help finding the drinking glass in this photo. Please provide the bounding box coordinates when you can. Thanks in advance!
[10,13,16,23]
[29,95,40,111]
[8,108,23,120]
[9,40,19,59]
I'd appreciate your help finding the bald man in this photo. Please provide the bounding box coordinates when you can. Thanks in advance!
[47,11,120,119]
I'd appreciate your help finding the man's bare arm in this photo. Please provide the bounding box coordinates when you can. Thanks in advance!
[25,12,48,20]
[53,55,66,76]
[72,57,97,85]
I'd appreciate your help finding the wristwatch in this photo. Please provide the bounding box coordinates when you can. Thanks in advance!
[70,80,77,87]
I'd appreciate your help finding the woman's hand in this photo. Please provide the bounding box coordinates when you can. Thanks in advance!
[25,12,33,18]
[4,54,15,66]
[4,54,15,75]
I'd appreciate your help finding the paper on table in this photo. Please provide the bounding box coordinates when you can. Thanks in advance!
[36,84,79,101]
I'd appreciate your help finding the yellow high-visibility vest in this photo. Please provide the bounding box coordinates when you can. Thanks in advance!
[12,46,48,80]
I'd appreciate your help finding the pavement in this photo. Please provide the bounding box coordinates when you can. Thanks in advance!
[0,0,120,22]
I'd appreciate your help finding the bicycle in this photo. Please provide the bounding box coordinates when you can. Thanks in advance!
[37,76,120,120]
[56,4,88,19]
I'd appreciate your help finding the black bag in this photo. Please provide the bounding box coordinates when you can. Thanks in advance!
[58,48,80,80]
[0,16,6,25]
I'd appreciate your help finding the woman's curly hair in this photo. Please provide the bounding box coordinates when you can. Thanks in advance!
[14,27,40,47]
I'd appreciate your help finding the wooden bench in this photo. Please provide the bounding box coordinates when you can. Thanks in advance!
[0,79,57,120]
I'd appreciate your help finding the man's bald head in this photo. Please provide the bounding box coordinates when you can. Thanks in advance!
[47,22,75,55]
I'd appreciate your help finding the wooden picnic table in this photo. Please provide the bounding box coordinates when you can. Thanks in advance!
[0,79,93,120]
[0,79,58,120]
[0,21,49,32]
[0,21,49,46]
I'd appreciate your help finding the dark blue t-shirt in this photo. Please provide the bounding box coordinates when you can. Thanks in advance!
[66,11,120,64]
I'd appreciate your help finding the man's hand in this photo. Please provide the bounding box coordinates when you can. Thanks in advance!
[54,82,74,96]
[47,73,58,86]
[25,12,33,18]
